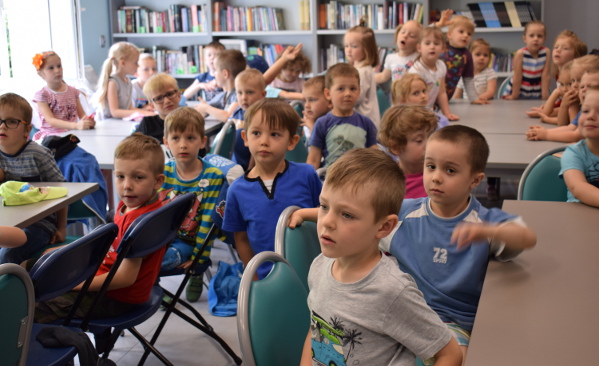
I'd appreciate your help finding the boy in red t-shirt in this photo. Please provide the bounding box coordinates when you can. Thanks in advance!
[35,133,166,324]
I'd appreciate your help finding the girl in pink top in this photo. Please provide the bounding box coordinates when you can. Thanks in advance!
[270,49,311,92]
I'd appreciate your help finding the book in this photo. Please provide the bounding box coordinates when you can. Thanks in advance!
[479,2,501,28]
[467,3,487,28]
[492,2,512,27]
[504,1,522,27]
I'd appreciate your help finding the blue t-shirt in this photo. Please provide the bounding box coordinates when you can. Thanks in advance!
[571,110,581,126]
[195,72,223,102]
[230,107,251,171]
[559,139,599,202]
[222,161,322,279]
[381,196,519,331]
[309,111,378,168]
[208,89,237,110]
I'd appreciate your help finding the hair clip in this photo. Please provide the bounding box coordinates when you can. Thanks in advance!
[32,51,56,71]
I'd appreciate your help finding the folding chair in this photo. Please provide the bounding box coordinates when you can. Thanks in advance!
[237,251,310,366]
[210,119,236,159]
[274,205,321,291]
[517,146,567,201]
[0,263,35,366]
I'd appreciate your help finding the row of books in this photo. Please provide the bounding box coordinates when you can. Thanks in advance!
[458,1,538,28]
[320,45,392,73]
[116,4,207,34]
[319,1,424,30]
[489,52,514,73]
[212,3,285,32]
[298,0,311,31]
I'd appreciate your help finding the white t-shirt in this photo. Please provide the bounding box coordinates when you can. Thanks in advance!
[456,68,497,100]
[355,65,380,129]
[384,51,419,81]
[408,59,447,110]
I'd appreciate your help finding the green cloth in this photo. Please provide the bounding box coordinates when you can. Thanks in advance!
[0,181,67,206]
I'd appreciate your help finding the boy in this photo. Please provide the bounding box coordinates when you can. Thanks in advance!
[159,106,226,302]
[35,133,166,325]
[0,92,67,265]
[306,63,378,169]
[223,98,321,280]
[301,75,332,144]
[440,15,484,104]
[194,49,246,122]
[135,73,181,143]
[300,148,462,366]
[381,125,536,361]
[131,53,158,110]
[183,41,225,102]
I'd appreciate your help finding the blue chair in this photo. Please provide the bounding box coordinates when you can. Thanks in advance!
[274,206,321,291]
[0,263,35,366]
[237,251,310,366]
[496,73,512,99]
[210,119,236,159]
[517,146,567,201]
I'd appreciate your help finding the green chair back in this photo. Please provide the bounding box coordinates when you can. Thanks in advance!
[377,87,390,118]
[286,138,309,163]
[518,146,568,201]
[496,73,512,99]
[210,119,236,159]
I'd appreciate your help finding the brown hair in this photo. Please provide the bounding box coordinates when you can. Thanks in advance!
[378,105,437,153]
[214,49,247,79]
[325,148,405,222]
[523,20,546,37]
[205,40,226,51]
[244,98,299,138]
[303,75,325,93]
[573,55,599,77]
[32,51,59,71]
[470,38,491,53]
[553,30,588,79]
[448,15,475,34]
[279,50,312,74]
[114,132,165,176]
[428,125,489,173]
[0,93,33,124]
[143,73,179,100]
[345,22,380,67]
[391,73,427,105]
[325,63,360,89]
[419,26,445,44]
[164,106,205,139]
[235,69,266,91]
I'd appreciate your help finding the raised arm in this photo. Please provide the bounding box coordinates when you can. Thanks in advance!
[264,44,303,85]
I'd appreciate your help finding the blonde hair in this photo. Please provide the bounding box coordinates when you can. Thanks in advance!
[0,93,32,124]
[143,73,179,100]
[553,30,588,79]
[573,55,599,76]
[244,98,300,138]
[448,15,475,34]
[325,148,405,222]
[303,75,325,93]
[164,106,205,139]
[470,38,491,53]
[114,132,165,176]
[215,49,247,79]
[95,42,140,110]
[523,20,546,37]
[138,53,155,63]
[235,69,266,91]
[325,63,360,89]
[391,74,427,105]
[378,105,437,153]
[345,19,379,68]
[393,20,423,45]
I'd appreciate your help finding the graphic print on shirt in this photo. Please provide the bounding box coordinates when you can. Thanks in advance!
[310,310,367,366]
[324,124,367,167]
[391,60,414,80]
[445,51,468,96]
[158,187,203,236]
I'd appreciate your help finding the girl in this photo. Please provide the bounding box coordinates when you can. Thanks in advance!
[375,20,422,85]
[408,27,459,121]
[344,20,381,127]
[378,105,438,198]
[31,51,95,140]
[269,49,311,93]
[94,42,156,120]
[503,21,550,100]
[535,60,574,125]
[391,73,449,129]
[454,39,497,102]
[131,53,157,110]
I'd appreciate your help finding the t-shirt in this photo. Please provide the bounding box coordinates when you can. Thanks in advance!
[208,89,237,111]
[383,52,419,81]
[307,253,453,365]
[456,68,498,99]
[33,84,80,140]
[355,65,381,128]
[310,111,378,168]
[230,107,251,171]
[131,79,148,108]
[98,199,165,304]
[560,140,599,202]
[101,75,132,119]
[404,172,427,199]
[441,44,474,100]
[270,77,304,93]
[572,110,581,126]
[408,60,447,110]
[195,71,223,102]
[135,115,165,143]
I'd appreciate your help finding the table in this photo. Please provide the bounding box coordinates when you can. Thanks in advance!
[69,118,223,138]
[465,200,599,366]
[0,182,98,229]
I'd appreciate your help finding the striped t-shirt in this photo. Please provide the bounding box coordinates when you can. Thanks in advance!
[33,84,80,140]
[503,47,548,99]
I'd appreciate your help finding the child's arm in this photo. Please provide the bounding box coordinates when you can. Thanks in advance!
[432,337,462,366]
[36,101,95,130]
[555,90,579,126]
[375,68,391,85]
[479,77,497,101]
[503,50,524,100]
[526,124,582,142]
[288,207,319,228]
[264,44,303,85]
[453,87,464,99]
[234,231,259,281]
[50,206,67,244]
[437,80,459,121]
[0,226,27,248]
[194,97,239,122]
[462,77,488,104]
[563,168,599,208]
[107,80,155,119]
[434,9,454,28]
[74,257,143,291]
[300,331,313,366]
[541,49,552,100]
[450,221,537,253]
[306,146,323,170]
[278,90,303,100]
[183,78,218,100]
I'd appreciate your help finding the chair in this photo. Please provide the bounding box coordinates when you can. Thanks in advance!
[274,206,321,291]
[0,263,35,366]
[517,146,568,201]
[237,251,310,366]
[377,86,391,118]
[286,140,309,163]
[496,73,512,99]
[26,223,118,366]
[210,119,236,159]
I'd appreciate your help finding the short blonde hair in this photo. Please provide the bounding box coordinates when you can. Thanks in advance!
[215,49,247,79]
[235,69,266,91]
[325,63,360,89]
[448,15,475,34]
[391,74,427,105]
[164,106,205,139]
[418,26,445,45]
[470,38,491,53]
[378,105,437,153]
[325,148,405,222]
[393,20,423,44]
[303,75,325,93]
[244,98,299,138]
[143,73,179,100]
[114,132,165,176]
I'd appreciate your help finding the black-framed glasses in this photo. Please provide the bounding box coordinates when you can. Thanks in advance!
[0,118,27,129]
[151,90,179,104]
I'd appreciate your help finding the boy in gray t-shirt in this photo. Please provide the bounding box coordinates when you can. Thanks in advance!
[294,149,461,366]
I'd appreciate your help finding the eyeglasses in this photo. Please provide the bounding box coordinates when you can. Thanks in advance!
[0,118,28,129]
[151,90,179,104]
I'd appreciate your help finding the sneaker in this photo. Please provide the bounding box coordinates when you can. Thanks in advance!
[186,274,204,302]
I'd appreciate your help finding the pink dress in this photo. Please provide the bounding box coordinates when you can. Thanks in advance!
[405,172,427,199]
[33,84,80,140]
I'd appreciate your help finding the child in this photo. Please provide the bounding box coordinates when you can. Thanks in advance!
[391,73,449,129]
[375,20,422,84]
[560,89,599,207]
[344,21,381,127]
[231,69,267,171]
[0,93,67,265]
[454,39,497,102]
[307,63,378,169]
[440,15,483,103]
[0,226,26,248]
[159,107,226,302]
[183,41,225,102]
[382,125,537,361]
[222,98,321,280]
[378,105,438,199]
[194,49,245,122]
[131,53,157,110]
[35,133,166,324]
[134,73,181,143]
[31,51,95,140]
[503,21,550,100]
[269,47,311,92]
[95,42,156,119]
[300,148,461,366]
[409,27,459,121]
[301,75,332,143]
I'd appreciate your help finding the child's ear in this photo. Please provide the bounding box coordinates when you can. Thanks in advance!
[287,133,300,151]
[376,214,399,240]
[201,135,208,149]
[241,129,249,147]
[154,174,166,190]
[324,88,331,101]
[23,123,32,139]
[470,172,485,189]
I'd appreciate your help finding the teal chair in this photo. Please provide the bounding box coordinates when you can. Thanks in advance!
[0,264,34,366]
[377,87,391,118]
[517,146,568,201]
[286,138,309,163]
[496,73,512,99]
[210,119,236,159]
[274,205,320,291]
[237,251,310,366]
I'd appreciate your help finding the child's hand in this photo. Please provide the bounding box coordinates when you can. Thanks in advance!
[526,125,547,141]
[451,222,496,249]
[194,98,209,114]
[140,109,157,117]
[538,112,553,124]
[436,9,454,27]
[204,79,218,92]
[447,113,460,121]
[142,103,155,112]
[281,44,303,62]
[525,109,542,118]
[561,89,578,107]
[288,211,305,229]
[503,94,517,100]
[50,228,66,244]
[177,260,193,269]
[471,98,490,105]
[77,115,95,130]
